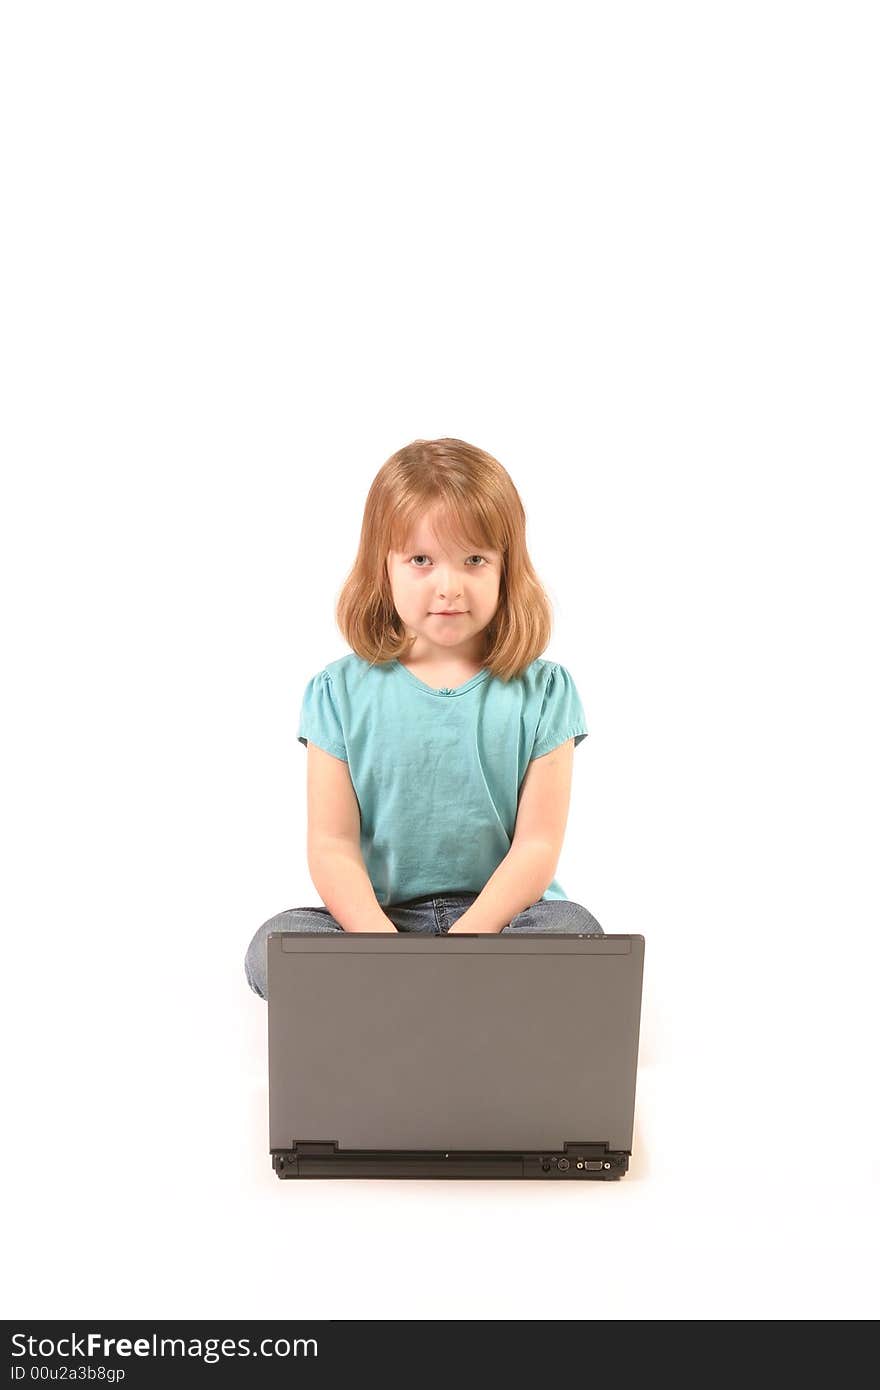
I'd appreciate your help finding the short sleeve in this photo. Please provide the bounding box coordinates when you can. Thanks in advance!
[531,663,589,759]
[297,670,348,762]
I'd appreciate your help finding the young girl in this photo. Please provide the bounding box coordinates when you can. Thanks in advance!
[244,437,604,1001]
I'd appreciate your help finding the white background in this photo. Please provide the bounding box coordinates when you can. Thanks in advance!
[2,1,878,1321]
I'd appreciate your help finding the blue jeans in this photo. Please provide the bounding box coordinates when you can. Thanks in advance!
[244,893,605,1001]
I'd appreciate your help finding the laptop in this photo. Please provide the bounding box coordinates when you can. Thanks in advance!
[266,930,645,1180]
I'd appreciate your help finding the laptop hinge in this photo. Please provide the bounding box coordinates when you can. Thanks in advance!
[292,1141,338,1155]
[563,1142,614,1157]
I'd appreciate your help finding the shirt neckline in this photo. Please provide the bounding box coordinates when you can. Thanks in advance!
[390,659,490,698]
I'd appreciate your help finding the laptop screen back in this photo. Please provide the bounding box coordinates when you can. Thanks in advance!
[268,933,644,1154]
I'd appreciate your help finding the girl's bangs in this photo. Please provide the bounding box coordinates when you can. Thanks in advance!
[390,496,502,557]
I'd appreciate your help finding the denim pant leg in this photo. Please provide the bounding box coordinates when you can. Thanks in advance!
[244,906,344,1001]
[500,898,604,935]
[384,897,442,933]
[438,894,604,935]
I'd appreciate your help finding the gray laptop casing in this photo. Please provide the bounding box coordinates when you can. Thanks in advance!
[267,931,645,1180]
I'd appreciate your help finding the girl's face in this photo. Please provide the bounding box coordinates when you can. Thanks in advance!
[386,510,502,663]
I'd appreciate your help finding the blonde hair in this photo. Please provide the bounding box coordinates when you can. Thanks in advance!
[335,438,553,681]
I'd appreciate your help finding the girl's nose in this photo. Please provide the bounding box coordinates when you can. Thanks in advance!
[437,569,463,592]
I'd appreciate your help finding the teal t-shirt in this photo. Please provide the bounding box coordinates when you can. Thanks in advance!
[297,653,589,907]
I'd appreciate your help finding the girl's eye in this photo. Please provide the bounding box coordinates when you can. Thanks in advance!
[409,555,486,568]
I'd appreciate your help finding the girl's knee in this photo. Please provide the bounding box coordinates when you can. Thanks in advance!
[576,905,604,935]
[500,901,604,935]
[243,947,267,1000]
[243,907,344,1001]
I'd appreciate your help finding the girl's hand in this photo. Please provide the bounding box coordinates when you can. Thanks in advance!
[446,913,501,935]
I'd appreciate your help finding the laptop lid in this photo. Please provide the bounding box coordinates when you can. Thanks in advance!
[266,932,644,1177]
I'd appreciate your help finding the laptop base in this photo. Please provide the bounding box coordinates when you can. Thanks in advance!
[271,1141,629,1180]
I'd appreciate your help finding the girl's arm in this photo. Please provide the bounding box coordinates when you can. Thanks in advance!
[309,841,397,933]
[448,738,575,934]
[306,741,396,933]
